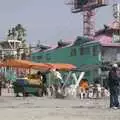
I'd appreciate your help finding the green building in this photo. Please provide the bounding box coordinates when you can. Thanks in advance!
[31,24,120,84]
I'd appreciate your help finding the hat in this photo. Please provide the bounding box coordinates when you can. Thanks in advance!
[112,63,118,68]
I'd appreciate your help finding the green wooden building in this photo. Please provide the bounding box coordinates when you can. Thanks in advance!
[31,24,120,84]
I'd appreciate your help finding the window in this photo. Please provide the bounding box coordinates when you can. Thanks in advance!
[92,46,98,56]
[46,53,51,60]
[80,47,90,55]
[86,71,90,76]
[32,56,36,60]
[80,47,84,55]
[84,47,90,54]
[70,48,77,56]
[37,56,43,60]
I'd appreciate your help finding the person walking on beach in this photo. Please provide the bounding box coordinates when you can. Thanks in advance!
[0,80,2,96]
[108,64,120,109]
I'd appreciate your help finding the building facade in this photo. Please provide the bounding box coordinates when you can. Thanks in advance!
[31,23,120,83]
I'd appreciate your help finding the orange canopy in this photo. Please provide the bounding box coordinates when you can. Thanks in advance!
[0,61,5,67]
[31,62,52,71]
[46,63,76,71]
[1,59,77,71]
[3,59,32,68]
[2,59,52,71]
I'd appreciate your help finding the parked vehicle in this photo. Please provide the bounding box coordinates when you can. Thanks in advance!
[13,75,43,97]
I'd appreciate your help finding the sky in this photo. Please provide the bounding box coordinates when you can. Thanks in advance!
[0,0,119,46]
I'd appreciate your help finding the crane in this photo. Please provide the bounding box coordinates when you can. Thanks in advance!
[66,0,108,38]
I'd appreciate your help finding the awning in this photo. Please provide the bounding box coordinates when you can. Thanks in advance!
[2,59,52,71]
[1,59,77,71]
[0,61,5,67]
[3,59,32,68]
[31,62,52,71]
[46,63,77,71]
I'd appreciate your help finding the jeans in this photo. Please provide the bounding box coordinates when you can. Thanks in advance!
[110,87,119,107]
[118,96,120,103]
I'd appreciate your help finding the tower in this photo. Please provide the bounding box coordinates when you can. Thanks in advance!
[66,0,108,38]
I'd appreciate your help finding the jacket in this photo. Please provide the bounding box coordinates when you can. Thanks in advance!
[108,67,120,88]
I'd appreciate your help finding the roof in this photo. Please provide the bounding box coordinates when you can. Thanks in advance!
[95,35,112,44]
[110,20,120,30]
[32,28,120,54]
[95,21,120,36]
[95,35,120,47]
[100,43,120,47]
[32,41,73,53]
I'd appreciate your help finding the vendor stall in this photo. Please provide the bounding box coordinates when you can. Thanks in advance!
[0,59,84,98]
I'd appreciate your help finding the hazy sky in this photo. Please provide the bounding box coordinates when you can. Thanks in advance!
[0,0,119,46]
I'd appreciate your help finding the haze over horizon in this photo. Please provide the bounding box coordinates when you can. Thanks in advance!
[0,0,119,46]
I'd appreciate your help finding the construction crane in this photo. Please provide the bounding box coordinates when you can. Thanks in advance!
[66,0,108,38]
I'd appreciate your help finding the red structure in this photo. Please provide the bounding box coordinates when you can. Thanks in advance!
[66,0,108,38]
